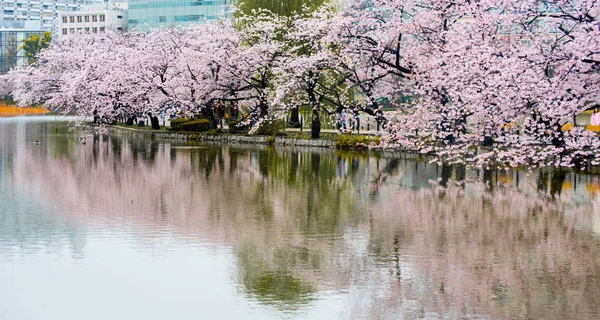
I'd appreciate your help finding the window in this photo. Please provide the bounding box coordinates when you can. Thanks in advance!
[159,16,166,22]
[69,16,74,23]
[99,15,105,22]
[62,28,67,35]
[69,28,74,33]
[62,16,67,23]
[99,27,105,32]
[92,15,97,22]
[84,15,89,22]
[92,27,97,33]
[117,27,122,31]
[77,16,82,23]
[77,28,82,33]
[117,15,122,19]
[85,27,89,32]
[174,15,200,22]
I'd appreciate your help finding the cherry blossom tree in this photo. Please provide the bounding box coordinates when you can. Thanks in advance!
[8,0,600,168]
[332,0,600,168]
[272,5,348,138]
[0,73,14,100]
[228,10,289,126]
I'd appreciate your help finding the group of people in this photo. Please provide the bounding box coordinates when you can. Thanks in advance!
[338,109,361,133]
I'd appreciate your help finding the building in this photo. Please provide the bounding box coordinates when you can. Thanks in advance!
[0,1,105,35]
[58,3,127,37]
[0,20,45,74]
[128,0,230,32]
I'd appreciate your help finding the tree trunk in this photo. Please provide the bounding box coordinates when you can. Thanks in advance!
[201,106,218,129]
[289,107,300,128]
[311,109,321,139]
[483,136,494,147]
[151,116,160,130]
[259,98,269,118]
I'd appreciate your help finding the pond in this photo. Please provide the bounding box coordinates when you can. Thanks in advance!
[1,117,599,320]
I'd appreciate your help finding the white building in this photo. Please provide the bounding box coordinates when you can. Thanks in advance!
[0,1,104,34]
[58,3,127,37]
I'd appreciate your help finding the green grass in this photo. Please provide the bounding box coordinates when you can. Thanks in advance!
[281,132,339,140]
[335,134,381,150]
[113,123,169,131]
[111,123,381,143]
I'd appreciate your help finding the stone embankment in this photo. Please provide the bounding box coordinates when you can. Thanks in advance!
[96,125,339,148]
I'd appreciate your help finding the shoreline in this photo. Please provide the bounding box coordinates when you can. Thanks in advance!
[86,123,600,175]
[90,124,340,149]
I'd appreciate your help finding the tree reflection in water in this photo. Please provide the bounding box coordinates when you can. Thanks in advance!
[1,121,600,319]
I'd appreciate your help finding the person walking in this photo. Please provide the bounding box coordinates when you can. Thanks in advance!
[339,109,347,132]
[591,108,600,126]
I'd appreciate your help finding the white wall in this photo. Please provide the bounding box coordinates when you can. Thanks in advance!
[58,9,127,37]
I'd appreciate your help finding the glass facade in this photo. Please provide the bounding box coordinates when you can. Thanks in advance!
[0,24,44,74]
[128,0,230,31]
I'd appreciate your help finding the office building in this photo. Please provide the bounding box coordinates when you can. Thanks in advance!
[0,20,45,73]
[128,0,230,31]
[0,1,104,34]
[58,2,127,37]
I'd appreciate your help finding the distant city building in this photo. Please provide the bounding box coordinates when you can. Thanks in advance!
[0,20,45,74]
[58,2,128,37]
[128,0,230,31]
[0,1,105,34]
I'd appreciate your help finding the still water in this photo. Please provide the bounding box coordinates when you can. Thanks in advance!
[1,117,600,320]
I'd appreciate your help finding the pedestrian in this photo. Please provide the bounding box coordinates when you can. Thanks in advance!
[591,108,600,126]
[340,109,347,132]
[353,109,361,133]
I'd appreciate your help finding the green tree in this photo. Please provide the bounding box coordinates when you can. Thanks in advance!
[235,0,332,17]
[235,0,339,133]
[21,31,52,66]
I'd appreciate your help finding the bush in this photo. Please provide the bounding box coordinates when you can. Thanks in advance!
[178,119,211,132]
[336,134,380,150]
[255,119,286,136]
[228,120,249,133]
[170,118,192,129]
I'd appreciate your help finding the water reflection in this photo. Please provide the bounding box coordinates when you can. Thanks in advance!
[1,119,600,319]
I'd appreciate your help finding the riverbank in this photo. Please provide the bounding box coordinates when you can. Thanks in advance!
[88,123,373,149]
[89,122,600,175]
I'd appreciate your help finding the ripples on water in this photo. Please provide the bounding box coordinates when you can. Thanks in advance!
[0,117,599,320]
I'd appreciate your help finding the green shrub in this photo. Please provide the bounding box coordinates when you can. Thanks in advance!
[170,118,192,129]
[228,120,249,133]
[256,119,286,136]
[335,134,380,150]
[178,119,211,132]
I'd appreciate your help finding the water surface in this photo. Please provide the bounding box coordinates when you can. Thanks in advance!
[1,117,600,319]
